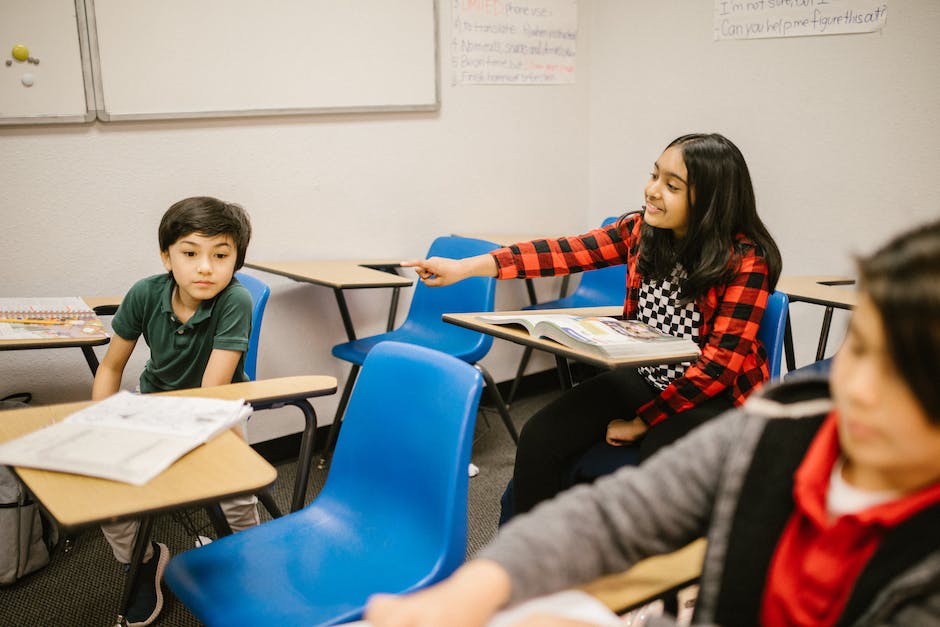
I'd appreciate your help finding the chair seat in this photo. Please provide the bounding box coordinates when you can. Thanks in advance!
[168,497,448,627]
[331,320,490,365]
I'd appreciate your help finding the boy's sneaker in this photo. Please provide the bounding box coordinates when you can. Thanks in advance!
[123,541,169,627]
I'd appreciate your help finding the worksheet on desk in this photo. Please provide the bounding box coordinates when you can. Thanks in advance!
[0,392,251,485]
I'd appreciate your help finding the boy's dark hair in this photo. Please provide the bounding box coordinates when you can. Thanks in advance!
[634,133,782,302]
[158,196,252,270]
[857,217,940,420]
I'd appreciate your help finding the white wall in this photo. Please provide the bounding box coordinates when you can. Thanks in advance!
[586,0,940,366]
[3,1,939,443]
[0,1,592,442]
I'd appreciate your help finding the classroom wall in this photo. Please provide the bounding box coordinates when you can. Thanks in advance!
[586,0,940,366]
[3,1,939,444]
[0,1,592,443]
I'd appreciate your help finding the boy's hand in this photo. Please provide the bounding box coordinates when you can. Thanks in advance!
[605,417,648,445]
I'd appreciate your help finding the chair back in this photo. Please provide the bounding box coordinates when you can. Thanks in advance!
[401,236,499,363]
[234,272,270,381]
[164,341,484,626]
[525,216,627,310]
[757,290,789,381]
[323,341,483,586]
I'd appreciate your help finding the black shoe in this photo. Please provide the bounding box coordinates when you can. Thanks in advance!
[123,541,169,627]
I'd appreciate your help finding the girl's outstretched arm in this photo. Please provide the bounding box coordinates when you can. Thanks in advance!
[365,560,511,627]
[401,254,498,287]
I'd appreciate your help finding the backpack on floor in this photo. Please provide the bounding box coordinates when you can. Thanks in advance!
[0,393,51,585]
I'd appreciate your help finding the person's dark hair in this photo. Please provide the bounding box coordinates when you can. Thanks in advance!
[158,196,252,270]
[632,133,781,302]
[856,217,940,420]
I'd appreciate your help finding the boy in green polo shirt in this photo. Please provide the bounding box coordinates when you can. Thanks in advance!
[92,196,258,627]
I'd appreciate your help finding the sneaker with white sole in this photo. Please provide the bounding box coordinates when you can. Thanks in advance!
[123,541,169,627]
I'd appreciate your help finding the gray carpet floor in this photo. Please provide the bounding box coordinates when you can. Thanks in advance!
[1,388,560,627]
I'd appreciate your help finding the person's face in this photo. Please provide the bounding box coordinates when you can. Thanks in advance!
[643,145,693,238]
[160,232,237,308]
[832,294,940,492]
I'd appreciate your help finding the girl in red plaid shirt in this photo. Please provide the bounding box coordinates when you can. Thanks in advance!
[406,133,781,518]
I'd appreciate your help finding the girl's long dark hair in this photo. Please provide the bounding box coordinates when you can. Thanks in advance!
[634,133,781,301]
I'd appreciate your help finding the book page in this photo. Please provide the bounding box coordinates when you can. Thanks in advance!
[0,317,108,341]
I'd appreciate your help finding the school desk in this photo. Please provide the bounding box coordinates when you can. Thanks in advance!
[0,297,112,376]
[0,377,337,627]
[244,259,413,341]
[442,306,700,389]
[777,275,857,370]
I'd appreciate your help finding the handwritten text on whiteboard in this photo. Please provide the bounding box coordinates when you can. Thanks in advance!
[452,0,578,85]
[714,0,887,41]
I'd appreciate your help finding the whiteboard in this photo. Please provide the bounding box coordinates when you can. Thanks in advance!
[0,0,95,125]
[87,0,440,121]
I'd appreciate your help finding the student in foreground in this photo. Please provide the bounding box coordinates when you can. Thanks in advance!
[369,217,940,626]
[404,133,782,519]
[91,197,259,627]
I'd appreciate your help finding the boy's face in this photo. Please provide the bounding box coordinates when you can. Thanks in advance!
[832,294,940,492]
[161,232,238,307]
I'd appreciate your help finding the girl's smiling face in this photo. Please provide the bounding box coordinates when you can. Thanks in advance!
[643,145,693,238]
[833,294,940,493]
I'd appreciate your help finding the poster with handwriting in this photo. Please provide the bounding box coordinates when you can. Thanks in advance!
[714,0,887,40]
[452,0,578,85]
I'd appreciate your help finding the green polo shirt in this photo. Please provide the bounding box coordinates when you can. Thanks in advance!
[111,273,251,393]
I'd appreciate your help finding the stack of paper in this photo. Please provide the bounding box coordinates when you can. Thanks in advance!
[0,391,251,485]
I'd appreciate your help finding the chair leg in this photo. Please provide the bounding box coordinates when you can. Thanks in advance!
[319,364,360,469]
[506,346,534,406]
[473,364,519,444]
[257,489,283,519]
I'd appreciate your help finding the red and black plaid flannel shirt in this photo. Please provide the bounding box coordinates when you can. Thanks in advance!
[490,212,771,426]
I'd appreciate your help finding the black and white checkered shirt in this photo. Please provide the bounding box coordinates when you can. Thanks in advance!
[636,266,701,390]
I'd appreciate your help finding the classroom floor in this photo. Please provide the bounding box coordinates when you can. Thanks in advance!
[2,387,561,627]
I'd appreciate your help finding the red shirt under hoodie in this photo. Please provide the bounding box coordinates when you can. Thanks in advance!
[761,412,940,626]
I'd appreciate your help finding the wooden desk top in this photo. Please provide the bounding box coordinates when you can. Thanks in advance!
[245,259,413,290]
[443,307,701,370]
[580,539,706,612]
[0,376,335,529]
[777,275,857,309]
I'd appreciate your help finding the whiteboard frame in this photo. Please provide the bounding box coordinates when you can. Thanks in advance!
[85,0,440,122]
[0,0,97,126]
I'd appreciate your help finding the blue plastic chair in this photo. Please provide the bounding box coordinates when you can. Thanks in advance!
[758,290,789,381]
[165,342,484,627]
[234,272,270,381]
[507,217,628,403]
[326,236,518,457]
[234,272,319,512]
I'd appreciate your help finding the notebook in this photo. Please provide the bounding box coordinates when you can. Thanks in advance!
[0,297,107,341]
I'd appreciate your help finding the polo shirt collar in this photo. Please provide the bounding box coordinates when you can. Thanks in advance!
[160,277,216,327]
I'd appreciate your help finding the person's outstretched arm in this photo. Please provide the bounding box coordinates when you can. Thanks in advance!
[91,334,137,400]
[365,559,511,627]
[401,254,497,287]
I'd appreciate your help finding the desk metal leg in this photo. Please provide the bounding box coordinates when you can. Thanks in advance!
[524,279,538,306]
[474,364,519,444]
[285,399,318,512]
[81,346,100,376]
[320,364,360,469]
[784,315,796,373]
[387,287,401,332]
[554,355,573,390]
[116,517,155,627]
[816,306,835,361]
[205,504,233,537]
[333,288,357,341]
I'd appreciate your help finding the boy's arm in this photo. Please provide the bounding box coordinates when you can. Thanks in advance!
[201,348,243,388]
[91,335,138,400]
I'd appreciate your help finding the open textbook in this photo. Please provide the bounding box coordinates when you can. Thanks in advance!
[0,297,108,341]
[0,391,251,485]
[479,313,701,360]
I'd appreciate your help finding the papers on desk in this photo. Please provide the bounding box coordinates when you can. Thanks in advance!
[345,590,622,627]
[0,391,251,486]
[0,297,108,341]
